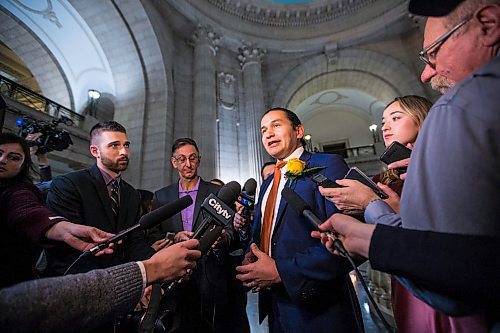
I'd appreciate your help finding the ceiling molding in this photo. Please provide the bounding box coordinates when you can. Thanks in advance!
[206,0,377,28]
[164,0,412,52]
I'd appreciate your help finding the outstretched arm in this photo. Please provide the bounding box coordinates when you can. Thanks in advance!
[0,239,201,333]
[314,216,500,305]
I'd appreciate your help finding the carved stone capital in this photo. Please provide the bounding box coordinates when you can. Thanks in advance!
[191,25,220,55]
[238,42,266,69]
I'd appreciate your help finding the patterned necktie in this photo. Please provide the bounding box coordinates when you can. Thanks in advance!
[110,180,120,219]
[261,160,286,255]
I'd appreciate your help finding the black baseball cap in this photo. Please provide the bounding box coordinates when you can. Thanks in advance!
[409,0,464,16]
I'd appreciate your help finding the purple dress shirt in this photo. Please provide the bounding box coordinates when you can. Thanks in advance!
[178,178,200,231]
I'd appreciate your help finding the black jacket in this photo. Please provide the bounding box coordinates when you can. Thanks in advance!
[44,164,154,276]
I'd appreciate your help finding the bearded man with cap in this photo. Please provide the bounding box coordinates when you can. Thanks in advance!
[315,0,500,331]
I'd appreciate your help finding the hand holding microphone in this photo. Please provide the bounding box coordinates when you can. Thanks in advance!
[84,195,193,256]
[143,239,202,284]
[64,196,195,276]
[281,187,348,256]
[315,214,375,258]
[45,221,116,256]
[234,178,256,233]
[164,181,240,292]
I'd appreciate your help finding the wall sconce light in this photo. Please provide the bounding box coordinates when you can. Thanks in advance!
[87,89,101,116]
[304,134,313,151]
[369,124,379,143]
[88,89,101,100]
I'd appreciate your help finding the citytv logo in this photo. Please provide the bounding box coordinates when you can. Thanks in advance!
[208,198,233,220]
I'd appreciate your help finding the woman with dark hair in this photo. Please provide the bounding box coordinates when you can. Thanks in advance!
[0,132,33,184]
[0,132,114,288]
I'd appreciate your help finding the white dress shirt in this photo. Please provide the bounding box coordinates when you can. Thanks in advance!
[260,146,304,255]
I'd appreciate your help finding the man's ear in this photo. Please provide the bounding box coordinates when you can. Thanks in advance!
[475,5,500,46]
[90,145,99,158]
[171,157,177,169]
[296,124,305,140]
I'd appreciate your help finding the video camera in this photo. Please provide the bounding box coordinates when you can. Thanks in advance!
[16,116,74,154]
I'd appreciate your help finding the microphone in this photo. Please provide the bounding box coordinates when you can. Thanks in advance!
[243,178,257,196]
[192,181,241,241]
[237,178,257,211]
[281,187,346,255]
[86,195,193,256]
[164,182,240,292]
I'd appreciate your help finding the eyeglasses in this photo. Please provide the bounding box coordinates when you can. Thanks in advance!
[419,15,472,68]
[173,154,199,164]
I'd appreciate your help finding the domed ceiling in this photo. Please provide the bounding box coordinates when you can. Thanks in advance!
[162,0,413,52]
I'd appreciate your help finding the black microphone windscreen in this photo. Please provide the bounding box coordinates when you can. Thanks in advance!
[281,187,310,216]
[217,181,241,204]
[198,225,224,255]
[243,178,257,196]
[139,195,193,229]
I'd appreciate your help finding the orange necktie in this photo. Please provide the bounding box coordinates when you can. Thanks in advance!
[261,160,286,255]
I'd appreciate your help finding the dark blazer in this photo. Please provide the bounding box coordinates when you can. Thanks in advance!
[150,178,238,331]
[149,179,235,295]
[44,164,154,276]
[370,224,500,317]
[253,151,364,332]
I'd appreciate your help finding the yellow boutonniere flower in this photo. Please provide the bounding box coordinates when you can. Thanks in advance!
[286,158,306,175]
[284,158,323,181]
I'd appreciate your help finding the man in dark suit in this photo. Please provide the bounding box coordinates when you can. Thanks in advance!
[45,121,154,276]
[148,137,237,333]
[236,108,363,332]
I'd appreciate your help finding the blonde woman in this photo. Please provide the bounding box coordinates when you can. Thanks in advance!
[319,95,487,333]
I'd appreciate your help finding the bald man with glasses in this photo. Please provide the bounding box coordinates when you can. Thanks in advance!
[147,137,240,333]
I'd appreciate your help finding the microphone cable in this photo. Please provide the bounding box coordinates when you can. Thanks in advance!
[63,251,87,275]
[281,186,395,333]
[63,242,108,275]
[328,234,395,333]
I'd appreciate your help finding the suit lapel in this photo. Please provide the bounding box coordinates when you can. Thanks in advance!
[193,179,208,231]
[117,183,131,231]
[89,165,116,230]
[168,184,183,232]
[274,151,312,232]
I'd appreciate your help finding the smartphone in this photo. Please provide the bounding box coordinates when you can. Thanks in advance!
[380,141,411,165]
[344,167,389,199]
[312,173,344,188]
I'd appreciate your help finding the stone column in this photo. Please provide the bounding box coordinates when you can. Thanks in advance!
[238,42,267,181]
[191,26,219,179]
